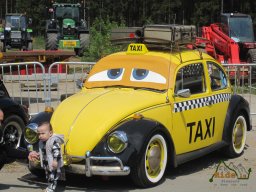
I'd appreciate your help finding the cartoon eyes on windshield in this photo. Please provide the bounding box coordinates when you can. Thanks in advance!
[107,68,123,79]
[130,68,166,84]
[88,68,124,82]
[132,69,149,80]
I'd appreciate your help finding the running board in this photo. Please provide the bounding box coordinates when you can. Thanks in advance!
[176,141,227,166]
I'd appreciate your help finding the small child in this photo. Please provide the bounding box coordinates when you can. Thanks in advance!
[28,122,64,192]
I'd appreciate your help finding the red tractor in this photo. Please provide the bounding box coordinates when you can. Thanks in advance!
[196,13,256,79]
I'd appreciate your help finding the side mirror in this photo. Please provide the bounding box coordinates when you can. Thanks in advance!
[175,89,191,98]
[76,79,83,89]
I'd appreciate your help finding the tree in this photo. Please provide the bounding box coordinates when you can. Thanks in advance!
[82,18,122,61]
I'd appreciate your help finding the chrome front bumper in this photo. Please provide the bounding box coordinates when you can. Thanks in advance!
[66,151,130,176]
[29,151,130,176]
[85,151,130,176]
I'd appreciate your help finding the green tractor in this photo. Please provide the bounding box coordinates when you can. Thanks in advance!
[45,3,89,56]
[0,14,33,52]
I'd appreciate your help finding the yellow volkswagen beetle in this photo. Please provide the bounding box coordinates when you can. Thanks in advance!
[24,43,251,187]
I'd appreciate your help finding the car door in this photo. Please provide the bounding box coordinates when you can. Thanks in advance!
[172,62,217,154]
[206,61,231,142]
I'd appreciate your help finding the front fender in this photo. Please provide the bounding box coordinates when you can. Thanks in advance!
[222,94,251,143]
[91,118,175,168]
[29,111,53,125]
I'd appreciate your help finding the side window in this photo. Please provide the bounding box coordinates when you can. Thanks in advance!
[175,63,205,95]
[207,61,227,90]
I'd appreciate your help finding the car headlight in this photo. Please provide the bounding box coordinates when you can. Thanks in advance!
[24,123,39,144]
[107,131,128,153]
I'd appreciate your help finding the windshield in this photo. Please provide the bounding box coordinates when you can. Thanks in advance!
[85,55,170,91]
[229,17,254,42]
[5,15,26,28]
[55,7,79,21]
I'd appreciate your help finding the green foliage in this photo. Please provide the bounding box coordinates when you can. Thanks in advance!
[15,0,46,36]
[82,18,123,61]
[2,0,256,36]
[33,36,45,49]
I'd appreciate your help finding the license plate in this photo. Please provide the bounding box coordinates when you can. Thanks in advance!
[63,41,76,47]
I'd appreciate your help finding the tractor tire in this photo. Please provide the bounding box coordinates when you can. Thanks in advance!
[247,49,256,80]
[27,42,33,51]
[45,33,58,50]
[0,41,4,52]
[75,33,89,57]
[0,41,6,52]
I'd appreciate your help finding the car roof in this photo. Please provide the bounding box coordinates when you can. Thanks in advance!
[110,48,215,67]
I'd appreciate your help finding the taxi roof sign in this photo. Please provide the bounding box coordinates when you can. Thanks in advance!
[127,44,148,55]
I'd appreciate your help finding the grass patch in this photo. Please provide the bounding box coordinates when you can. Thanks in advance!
[32,36,45,49]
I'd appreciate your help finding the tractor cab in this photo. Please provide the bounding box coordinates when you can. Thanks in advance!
[5,14,27,30]
[54,4,80,21]
[221,13,255,42]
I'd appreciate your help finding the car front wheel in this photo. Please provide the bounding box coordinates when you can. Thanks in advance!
[131,133,168,188]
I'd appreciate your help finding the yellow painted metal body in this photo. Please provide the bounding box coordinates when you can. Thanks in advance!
[50,43,232,159]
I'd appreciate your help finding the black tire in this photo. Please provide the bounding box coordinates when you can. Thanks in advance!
[0,41,4,52]
[223,113,247,158]
[131,133,168,188]
[2,115,25,149]
[27,42,33,51]
[0,41,6,52]
[75,33,89,56]
[45,33,58,50]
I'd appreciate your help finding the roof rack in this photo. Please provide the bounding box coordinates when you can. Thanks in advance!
[111,24,196,51]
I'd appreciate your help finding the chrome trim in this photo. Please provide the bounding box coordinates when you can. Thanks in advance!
[85,151,130,177]
[29,151,130,176]
[24,123,39,144]
[107,131,128,153]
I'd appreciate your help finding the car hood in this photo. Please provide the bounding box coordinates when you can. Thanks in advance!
[51,88,167,157]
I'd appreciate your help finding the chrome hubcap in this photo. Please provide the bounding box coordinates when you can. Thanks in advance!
[4,126,19,148]
[148,145,161,171]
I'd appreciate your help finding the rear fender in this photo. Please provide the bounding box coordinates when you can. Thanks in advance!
[222,95,251,143]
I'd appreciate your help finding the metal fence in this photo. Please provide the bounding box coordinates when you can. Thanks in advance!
[0,62,255,117]
[223,63,256,116]
[0,61,95,115]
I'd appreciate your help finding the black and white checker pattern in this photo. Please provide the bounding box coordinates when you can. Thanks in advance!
[173,93,231,113]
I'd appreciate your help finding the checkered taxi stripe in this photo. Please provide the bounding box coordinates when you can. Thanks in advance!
[173,93,231,113]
